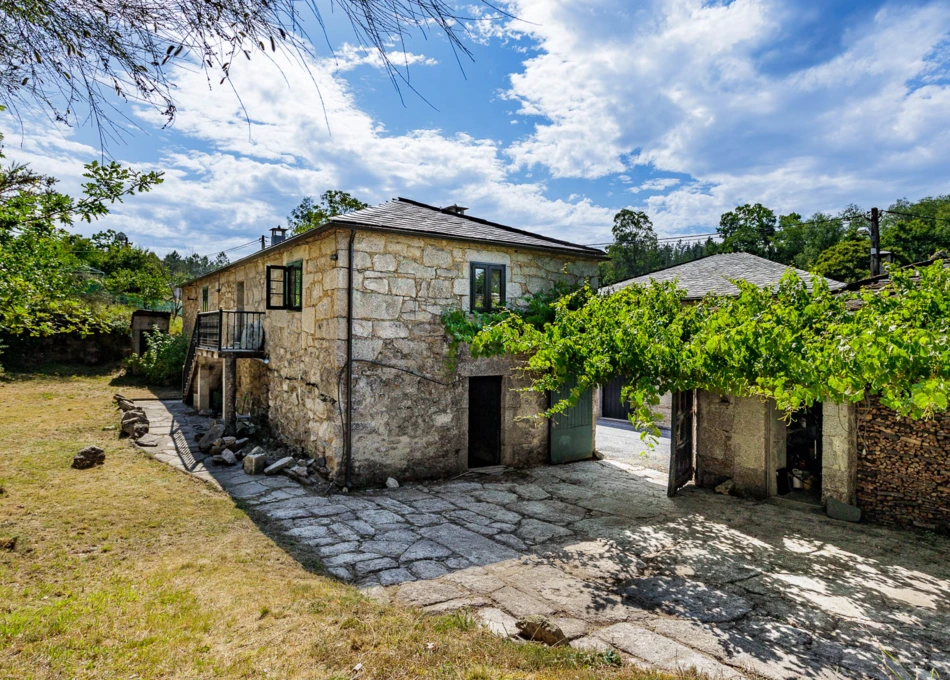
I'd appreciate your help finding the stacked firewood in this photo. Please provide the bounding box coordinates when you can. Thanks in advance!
[857,396,950,534]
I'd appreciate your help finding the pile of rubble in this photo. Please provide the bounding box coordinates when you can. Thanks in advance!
[114,393,149,440]
[195,421,329,486]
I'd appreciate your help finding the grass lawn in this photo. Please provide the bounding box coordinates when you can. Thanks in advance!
[0,365,685,680]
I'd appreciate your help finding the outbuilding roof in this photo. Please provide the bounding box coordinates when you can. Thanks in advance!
[330,198,606,258]
[601,252,845,299]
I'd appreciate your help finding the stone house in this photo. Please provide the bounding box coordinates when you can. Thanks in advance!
[180,198,604,488]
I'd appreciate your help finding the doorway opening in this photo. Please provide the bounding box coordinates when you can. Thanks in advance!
[468,376,502,468]
[781,402,823,504]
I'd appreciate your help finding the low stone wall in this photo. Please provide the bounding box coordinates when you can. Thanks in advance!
[857,397,950,533]
[2,329,130,368]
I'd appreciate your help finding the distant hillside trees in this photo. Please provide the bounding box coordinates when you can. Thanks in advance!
[602,195,950,286]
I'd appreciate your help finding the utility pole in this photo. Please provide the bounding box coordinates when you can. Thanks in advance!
[869,207,881,276]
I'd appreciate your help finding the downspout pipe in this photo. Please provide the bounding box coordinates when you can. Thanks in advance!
[345,229,356,489]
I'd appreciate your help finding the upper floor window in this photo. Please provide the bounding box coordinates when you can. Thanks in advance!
[266,261,303,311]
[470,263,506,313]
[201,286,209,312]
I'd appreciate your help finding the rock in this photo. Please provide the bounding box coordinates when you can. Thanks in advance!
[135,434,161,447]
[715,479,735,495]
[289,465,308,477]
[232,438,250,451]
[264,456,295,475]
[120,409,148,439]
[827,497,862,523]
[297,458,309,467]
[243,451,268,475]
[517,615,567,646]
[198,408,213,417]
[198,423,225,453]
[220,449,237,465]
[386,477,400,489]
[72,445,105,470]
[315,456,327,467]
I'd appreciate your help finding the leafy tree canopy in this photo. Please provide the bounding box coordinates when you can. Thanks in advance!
[717,203,777,258]
[812,232,871,283]
[469,263,950,432]
[288,190,368,235]
[881,196,950,264]
[0,132,163,341]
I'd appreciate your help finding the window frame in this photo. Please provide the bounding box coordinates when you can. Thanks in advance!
[470,262,506,313]
[266,262,303,311]
[286,260,303,311]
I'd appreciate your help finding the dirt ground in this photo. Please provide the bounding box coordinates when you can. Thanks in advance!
[141,398,950,680]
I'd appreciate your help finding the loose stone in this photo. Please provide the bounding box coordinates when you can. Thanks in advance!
[264,456,295,475]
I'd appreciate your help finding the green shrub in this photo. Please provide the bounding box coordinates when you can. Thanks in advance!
[127,328,188,385]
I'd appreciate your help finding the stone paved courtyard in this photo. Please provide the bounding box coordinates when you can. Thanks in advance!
[137,399,950,680]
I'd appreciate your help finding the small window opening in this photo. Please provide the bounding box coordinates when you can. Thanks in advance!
[470,263,506,313]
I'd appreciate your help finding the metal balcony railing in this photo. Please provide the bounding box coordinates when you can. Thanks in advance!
[195,310,265,352]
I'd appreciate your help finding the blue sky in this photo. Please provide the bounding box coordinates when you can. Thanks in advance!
[6,0,950,259]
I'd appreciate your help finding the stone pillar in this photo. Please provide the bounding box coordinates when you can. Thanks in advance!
[196,362,212,412]
[731,396,771,499]
[822,401,857,505]
[223,354,237,435]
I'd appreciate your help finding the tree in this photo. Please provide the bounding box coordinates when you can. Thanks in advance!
[600,209,660,285]
[287,190,367,235]
[813,234,871,283]
[717,204,777,258]
[0,133,163,341]
[163,250,229,316]
[882,218,950,265]
[0,0,484,137]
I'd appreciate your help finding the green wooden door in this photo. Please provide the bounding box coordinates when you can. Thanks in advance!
[549,376,594,464]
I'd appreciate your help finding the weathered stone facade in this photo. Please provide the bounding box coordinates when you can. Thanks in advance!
[695,391,857,505]
[182,226,600,487]
[857,396,950,533]
[347,232,598,486]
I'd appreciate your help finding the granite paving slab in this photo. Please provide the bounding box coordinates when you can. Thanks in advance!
[135,398,950,680]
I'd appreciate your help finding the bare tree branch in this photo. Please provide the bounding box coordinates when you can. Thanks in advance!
[0,0,488,144]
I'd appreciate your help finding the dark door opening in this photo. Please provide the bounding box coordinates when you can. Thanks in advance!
[469,376,502,468]
[667,390,695,496]
[781,402,822,504]
[601,376,634,420]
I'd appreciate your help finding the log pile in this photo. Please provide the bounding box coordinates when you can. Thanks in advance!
[857,396,950,534]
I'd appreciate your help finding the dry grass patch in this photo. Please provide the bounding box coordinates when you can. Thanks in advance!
[0,365,685,679]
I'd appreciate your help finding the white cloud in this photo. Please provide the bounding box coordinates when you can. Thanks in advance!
[500,0,950,232]
[6,45,616,252]
[628,177,680,194]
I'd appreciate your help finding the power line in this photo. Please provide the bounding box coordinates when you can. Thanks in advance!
[586,213,870,248]
[880,209,950,225]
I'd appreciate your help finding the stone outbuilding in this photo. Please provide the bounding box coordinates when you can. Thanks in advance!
[180,198,605,487]
[602,253,855,506]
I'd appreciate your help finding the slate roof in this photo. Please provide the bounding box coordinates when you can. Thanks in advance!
[602,252,845,299]
[330,198,606,258]
[183,198,605,286]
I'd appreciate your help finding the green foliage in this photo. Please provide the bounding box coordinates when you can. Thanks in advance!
[441,282,592,373]
[288,190,368,235]
[717,203,777,258]
[0,132,163,369]
[813,235,872,283]
[126,330,188,385]
[600,209,716,285]
[471,262,950,430]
